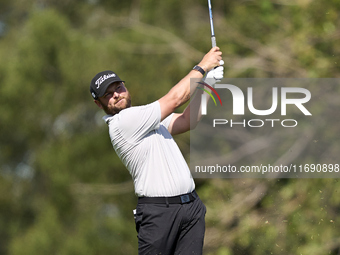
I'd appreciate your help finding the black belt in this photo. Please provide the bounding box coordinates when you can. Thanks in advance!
[138,190,197,205]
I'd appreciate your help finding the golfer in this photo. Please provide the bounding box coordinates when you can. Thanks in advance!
[90,47,223,254]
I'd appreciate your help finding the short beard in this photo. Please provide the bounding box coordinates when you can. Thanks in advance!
[100,95,132,115]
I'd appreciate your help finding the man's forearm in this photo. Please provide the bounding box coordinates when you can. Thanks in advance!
[182,83,211,130]
[158,47,222,121]
[180,65,224,131]
[166,47,222,107]
[167,69,206,109]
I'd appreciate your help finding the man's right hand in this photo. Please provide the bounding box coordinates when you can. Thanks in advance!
[198,47,223,73]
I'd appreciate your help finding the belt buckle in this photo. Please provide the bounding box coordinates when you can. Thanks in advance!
[180,194,190,204]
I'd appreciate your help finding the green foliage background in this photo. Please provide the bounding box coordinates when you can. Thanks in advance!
[0,0,340,254]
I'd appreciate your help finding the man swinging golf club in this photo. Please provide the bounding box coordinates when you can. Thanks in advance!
[90,46,223,254]
[90,0,225,252]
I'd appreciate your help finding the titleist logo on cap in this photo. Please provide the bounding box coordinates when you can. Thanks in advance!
[95,73,116,89]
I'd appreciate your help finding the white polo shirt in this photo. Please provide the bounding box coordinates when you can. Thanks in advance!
[103,101,195,197]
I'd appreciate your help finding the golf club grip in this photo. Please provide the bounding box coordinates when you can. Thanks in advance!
[211,36,216,48]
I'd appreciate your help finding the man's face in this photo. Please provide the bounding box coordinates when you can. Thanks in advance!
[95,82,131,115]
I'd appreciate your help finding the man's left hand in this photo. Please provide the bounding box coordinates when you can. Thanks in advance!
[202,60,224,86]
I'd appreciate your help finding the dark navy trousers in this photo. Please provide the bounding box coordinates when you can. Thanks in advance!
[134,195,206,255]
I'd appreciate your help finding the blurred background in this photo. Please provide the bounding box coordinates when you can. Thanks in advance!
[0,0,340,254]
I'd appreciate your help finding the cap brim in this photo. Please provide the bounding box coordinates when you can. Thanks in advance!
[97,79,124,98]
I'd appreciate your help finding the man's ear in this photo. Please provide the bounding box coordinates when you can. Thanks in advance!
[94,100,103,109]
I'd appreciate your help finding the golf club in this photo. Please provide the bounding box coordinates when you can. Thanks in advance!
[208,0,216,48]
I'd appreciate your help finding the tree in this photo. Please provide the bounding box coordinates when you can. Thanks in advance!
[0,0,340,254]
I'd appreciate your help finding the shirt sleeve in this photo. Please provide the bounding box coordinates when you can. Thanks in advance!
[114,101,162,143]
[161,113,174,129]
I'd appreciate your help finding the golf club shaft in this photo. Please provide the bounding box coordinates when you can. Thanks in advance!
[208,0,216,47]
